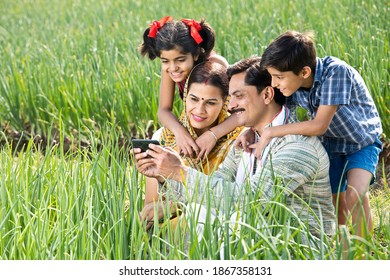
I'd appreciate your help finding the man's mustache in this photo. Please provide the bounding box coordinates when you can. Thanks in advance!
[228,108,245,114]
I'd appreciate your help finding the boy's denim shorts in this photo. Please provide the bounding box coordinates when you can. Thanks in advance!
[324,137,382,194]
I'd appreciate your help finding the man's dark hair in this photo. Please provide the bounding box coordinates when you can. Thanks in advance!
[227,56,285,105]
[260,30,316,75]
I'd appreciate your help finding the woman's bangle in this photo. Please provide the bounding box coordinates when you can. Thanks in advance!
[208,129,218,141]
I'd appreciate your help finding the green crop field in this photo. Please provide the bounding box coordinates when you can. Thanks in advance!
[0,0,388,260]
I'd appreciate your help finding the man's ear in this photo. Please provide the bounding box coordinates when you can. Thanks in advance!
[301,66,312,78]
[263,86,274,104]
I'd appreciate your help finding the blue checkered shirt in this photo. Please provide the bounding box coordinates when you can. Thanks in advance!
[287,56,382,154]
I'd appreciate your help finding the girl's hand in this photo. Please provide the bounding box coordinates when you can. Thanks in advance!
[175,127,200,157]
[234,128,255,152]
[249,127,272,160]
[195,130,218,161]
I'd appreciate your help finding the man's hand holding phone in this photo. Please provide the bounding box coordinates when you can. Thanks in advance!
[131,139,163,181]
[131,139,188,183]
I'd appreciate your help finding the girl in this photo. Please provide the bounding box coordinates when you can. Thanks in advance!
[140,61,242,225]
[139,16,240,160]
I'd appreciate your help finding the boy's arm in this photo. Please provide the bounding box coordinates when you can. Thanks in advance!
[268,105,338,137]
[252,105,337,159]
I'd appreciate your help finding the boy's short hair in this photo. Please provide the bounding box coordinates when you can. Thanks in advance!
[260,31,317,75]
[227,56,285,106]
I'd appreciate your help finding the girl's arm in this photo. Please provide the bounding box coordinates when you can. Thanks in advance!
[158,71,200,156]
[196,113,240,160]
[252,105,338,159]
[208,54,229,68]
[157,70,181,131]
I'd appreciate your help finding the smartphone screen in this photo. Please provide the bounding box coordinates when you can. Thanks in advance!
[131,139,160,152]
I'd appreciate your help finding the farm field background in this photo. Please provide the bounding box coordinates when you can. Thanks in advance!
[0,0,389,260]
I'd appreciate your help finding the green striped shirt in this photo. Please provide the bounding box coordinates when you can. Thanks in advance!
[162,124,336,237]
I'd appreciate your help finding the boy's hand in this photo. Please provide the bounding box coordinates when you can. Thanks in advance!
[250,128,272,160]
[234,128,254,153]
[175,127,200,157]
[195,130,218,161]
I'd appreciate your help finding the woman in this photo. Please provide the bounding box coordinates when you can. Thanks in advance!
[140,61,242,226]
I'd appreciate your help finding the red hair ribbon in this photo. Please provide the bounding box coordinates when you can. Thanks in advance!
[181,19,203,44]
[148,16,173,38]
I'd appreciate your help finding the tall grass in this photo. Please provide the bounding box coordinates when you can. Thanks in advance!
[1,125,389,260]
[0,0,389,260]
[0,0,388,139]
[0,127,133,259]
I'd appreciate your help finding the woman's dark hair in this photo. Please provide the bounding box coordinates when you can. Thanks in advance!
[187,62,229,99]
[227,56,285,106]
[139,19,216,64]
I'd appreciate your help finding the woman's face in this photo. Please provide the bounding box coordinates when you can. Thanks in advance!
[160,48,198,83]
[186,82,225,135]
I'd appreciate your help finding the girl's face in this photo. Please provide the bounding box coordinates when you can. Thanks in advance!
[186,82,224,135]
[160,48,198,83]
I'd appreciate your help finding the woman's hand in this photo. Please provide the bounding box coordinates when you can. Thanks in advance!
[140,201,177,231]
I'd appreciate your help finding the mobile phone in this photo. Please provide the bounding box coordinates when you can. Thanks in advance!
[131,139,160,152]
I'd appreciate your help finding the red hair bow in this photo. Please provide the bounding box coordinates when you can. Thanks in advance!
[181,19,203,44]
[148,16,173,38]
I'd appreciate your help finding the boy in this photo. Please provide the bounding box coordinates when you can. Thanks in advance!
[250,31,382,238]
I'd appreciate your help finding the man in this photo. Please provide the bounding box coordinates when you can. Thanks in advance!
[134,56,336,238]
